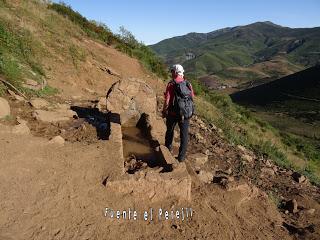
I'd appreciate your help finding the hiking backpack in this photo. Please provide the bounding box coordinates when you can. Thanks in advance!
[170,79,194,119]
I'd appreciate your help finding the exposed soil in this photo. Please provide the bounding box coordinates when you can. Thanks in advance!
[1,93,319,240]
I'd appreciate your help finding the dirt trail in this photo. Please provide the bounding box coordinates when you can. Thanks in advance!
[0,119,287,240]
[1,92,319,240]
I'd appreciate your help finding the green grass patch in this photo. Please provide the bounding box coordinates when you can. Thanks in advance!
[69,44,86,68]
[0,16,46,92]
[23,85,59,97]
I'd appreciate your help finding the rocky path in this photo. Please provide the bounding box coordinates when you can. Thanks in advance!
[0,91,319,240]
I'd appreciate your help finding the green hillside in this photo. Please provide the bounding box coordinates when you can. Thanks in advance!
[150,21,320,87]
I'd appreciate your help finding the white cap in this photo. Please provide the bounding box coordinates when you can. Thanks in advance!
[170,64,184,76]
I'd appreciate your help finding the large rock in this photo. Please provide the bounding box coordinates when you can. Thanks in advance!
[106,78,157,126]
[0,97,10,118]
[33,109,77,123]
[29,98,49,109]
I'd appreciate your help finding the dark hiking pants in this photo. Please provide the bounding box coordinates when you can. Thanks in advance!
[165,114,190,162]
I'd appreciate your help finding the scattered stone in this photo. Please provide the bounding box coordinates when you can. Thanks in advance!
[285,170,293,176]
[212,174,229,187]
[197,170,213,183]
[291,172,306,183]
[22,79,41,90]
[272,166,278,173]
[241,154,253,163]
[237,145,247,152]
[16,116,27,125]
[11,123,30,135]
[305,208,315,215]
[204,149,213,156]
[284,199,298,213]
[25,79,38,86]
[0,97,10,118]
[224,167,233,175]
[190,153,208,166]
[29,98,49,109]
[195,133,205,143]
[265,159,273,168]
[209,123,217,130]
[49,136,65,145]
[260,167,275,176]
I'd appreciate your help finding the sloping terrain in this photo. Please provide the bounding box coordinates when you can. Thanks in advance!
[231,66,320,177]
[0,1,320,240]
[230,65,320,106]
[150,21,320,88]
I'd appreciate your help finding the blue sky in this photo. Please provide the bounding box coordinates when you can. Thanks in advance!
[53,0,320,44]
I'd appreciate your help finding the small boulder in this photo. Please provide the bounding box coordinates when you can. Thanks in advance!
[241,154,253,163]
[284,199,298,213]
[0,97,10,118]
[33,109,77,123]
[197,170,213,183]
[305,208,315,215]
[195,133,205,143]
[25,79,38,86]
[264,159,273,168]
[12,123,30,135]
[22,79,41,90]
[29,98,49,109]
[237,145,246,152]
[49,136,65,145]
[190,153,208,166]
[291,172,306,183]
[16,116,27,125]
[261,167,275,176]
[204,149,213,156]
[209,123,217,131]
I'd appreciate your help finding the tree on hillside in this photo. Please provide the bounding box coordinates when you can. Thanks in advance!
[118,26,139,48]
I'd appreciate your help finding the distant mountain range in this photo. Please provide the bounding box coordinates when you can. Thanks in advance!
[150,21,320,90]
